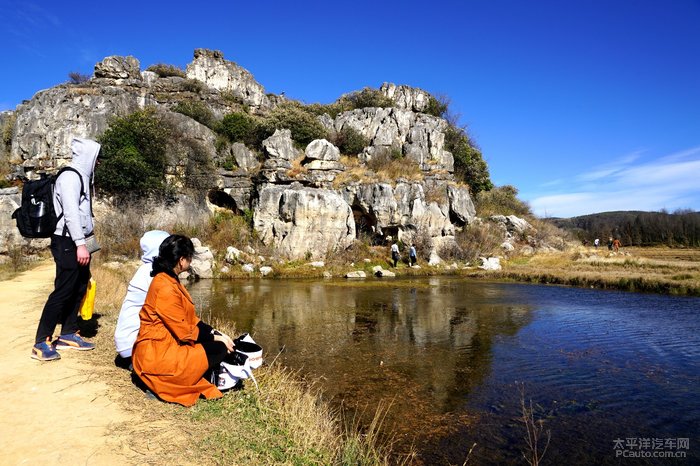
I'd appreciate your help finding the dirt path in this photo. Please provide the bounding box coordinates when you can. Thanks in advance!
[0,263,133,465]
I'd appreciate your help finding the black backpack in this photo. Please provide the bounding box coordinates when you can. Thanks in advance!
[12,167,85,238]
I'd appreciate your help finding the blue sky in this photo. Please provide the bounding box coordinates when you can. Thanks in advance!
[2,0,699,218]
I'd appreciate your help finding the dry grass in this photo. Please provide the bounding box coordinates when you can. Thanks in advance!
[487,246,700,295]
[286,155,309,178]
[88,262,401,465]
[332,154,423,187]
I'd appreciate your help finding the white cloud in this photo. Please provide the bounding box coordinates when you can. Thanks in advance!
[529,146,700,217]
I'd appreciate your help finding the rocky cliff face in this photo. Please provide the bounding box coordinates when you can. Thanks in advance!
[1,49,478,259]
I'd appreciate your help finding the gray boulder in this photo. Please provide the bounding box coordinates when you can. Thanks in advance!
[305,139,340,161]
[447,185,476,225]
[94,55,141,80]
[479,257,502,271]
[253,184,355,259]
[262,129,299,161]
[230,142,260,171]
[490,215,533,236]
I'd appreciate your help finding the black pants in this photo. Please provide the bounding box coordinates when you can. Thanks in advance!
[200,340,229,381]
[392,252,399,268]
[35,235,90,344]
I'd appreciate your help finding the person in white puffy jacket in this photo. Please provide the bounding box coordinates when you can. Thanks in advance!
[114,230,170,360]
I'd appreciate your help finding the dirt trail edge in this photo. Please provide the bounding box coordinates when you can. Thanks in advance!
[0,263,133,465]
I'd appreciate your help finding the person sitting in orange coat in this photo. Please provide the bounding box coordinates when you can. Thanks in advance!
[132,234,235,406]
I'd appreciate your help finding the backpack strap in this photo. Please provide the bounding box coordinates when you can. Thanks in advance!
[55,166,88,237]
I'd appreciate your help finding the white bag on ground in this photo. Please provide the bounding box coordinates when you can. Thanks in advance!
[216,333,263,391]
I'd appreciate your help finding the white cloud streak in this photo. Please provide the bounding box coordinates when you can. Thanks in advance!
[529,146,700,217]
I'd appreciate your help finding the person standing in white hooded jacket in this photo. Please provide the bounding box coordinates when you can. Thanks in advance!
[32,138,100,361]
[114,230,170,360]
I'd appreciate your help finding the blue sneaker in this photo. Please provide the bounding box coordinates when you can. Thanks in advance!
[31,339,61,361]
[55,333,95,351]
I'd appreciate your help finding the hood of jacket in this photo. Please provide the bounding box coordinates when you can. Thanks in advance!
[69,138,100,178]
[140,230,170,264]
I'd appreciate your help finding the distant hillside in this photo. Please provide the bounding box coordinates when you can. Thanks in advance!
[548,210,700,247]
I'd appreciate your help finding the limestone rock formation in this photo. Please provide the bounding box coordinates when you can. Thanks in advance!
[326,108,453,172]
[253,183,355,259]
[1,49,487,262]
[10,84,150,170]
[379,83,432,113]
[185,49,269,110]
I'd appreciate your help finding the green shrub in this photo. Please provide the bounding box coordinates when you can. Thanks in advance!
[183,140,216,194]
[218,112,256,144]
[220,90,245,106]
[147,63,186,78]
[444,125,493,194]
[259,103,328,146]
[424,95,449,118]
[476,185,532,217]
[182,79,204,93]
[172,101,216,129]
[305,102,350,118]
[332,126,368,155]
[96,108,171,201]
[2,113,15,148]
[342,88,395,109]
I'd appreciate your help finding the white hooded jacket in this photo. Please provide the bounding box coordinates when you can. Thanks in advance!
[53,138,101,244]
[114,230,170,358]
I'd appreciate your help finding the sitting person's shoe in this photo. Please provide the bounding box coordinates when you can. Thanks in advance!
[55,332,95,351]
[31,339,61,361]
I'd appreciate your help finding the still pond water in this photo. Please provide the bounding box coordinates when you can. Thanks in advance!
[189,277,700,465]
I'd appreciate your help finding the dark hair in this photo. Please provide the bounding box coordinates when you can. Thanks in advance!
[151,234,194,278]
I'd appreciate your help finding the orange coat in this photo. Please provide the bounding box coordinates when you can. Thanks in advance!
[132,272,222,406]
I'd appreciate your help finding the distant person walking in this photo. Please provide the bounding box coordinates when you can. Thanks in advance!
[594,238,600,248]
[607,237,614,251]
[409,244,417,267]
[391,242,400,268]
[612,238,621,252]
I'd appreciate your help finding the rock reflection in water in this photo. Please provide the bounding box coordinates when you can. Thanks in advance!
[189,277,533,460]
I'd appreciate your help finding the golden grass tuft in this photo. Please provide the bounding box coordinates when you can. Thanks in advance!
[285,155,309,179]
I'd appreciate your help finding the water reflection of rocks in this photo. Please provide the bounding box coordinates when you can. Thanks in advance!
[189,277,533,462]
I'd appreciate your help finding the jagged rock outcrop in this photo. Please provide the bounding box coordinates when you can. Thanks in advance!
[379,83,431,113]
[185,49,270,110]
[325,108,453,172]
[253,183,355,259]
[340,181,474,241]
[10,83,150,170]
